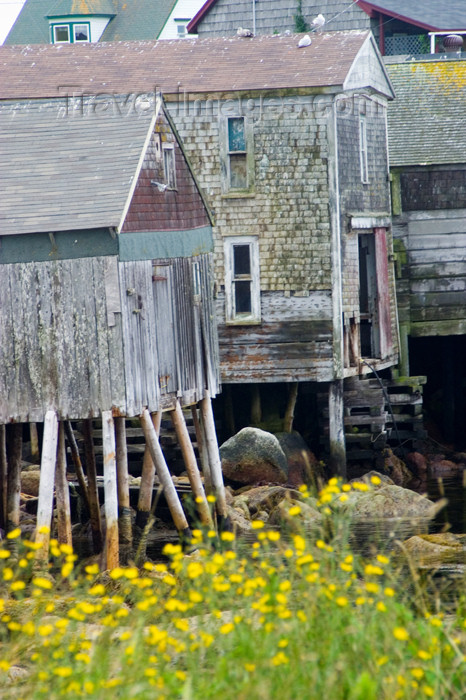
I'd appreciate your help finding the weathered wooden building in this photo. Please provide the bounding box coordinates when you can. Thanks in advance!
[0,31,398,472]
[0,93,225,563]
[387,56,466,446]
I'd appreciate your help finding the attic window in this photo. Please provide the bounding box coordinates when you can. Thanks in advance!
[51,22,90,44]
[228,117,247,189]
[163,144,176,189]
[359,116,369,184]
[175,19,190,38]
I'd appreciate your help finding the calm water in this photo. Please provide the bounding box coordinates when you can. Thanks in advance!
[426,474,466,534]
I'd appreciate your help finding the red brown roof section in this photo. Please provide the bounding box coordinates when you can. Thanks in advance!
[0,31,369,99]
[122,113,210,233]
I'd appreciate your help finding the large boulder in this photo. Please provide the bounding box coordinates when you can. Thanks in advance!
[20,470,41,497]
[275,432,323,487]
[383,449,413,487]
[268,498,322,532]
[220,427,288,485]
[400,533,466,567]
[335,484,442,520]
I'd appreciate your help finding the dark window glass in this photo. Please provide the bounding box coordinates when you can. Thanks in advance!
[235,281,252,313]
[74,25,89,41]
[229,153,247,189]
[54,26,70,42]
[228,117,246,152]
[233,245,251,276]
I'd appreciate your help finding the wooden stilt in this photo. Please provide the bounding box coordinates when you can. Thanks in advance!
[6,423,23,534]
[0,425,7,532]
[64,421,90,512]
[140,409,191,542]
[328,380,346,479]
[283,382,299,433]
[170,401,213,528]
[200,391,228,523]
[55,423,72,546]
[115,416,132,562]
[35,411,59,559]
[191,406,212,495]
[29,423,40,463]
[251,384,262,425]
[136,411,162,528]
[82,419,103,554]
[102,411,119,570]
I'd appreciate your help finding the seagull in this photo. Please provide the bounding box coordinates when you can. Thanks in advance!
[237,27,254,37]
[298,34,311,48]
[311,13,325,31]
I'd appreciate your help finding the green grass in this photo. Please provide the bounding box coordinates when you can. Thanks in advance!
[0,478,464,699]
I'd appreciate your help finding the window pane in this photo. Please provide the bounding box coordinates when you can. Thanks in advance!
[234,280,252,313]
[228,117,246,152]
[54,26,70,42]
[74,24,89,42]
[233,244,251,276]
[229,153,247,189]
[163,148,176,188]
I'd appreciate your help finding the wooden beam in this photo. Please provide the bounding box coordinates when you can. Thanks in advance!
[35,411,58,559]
[170,401,213,528]
[82,420,103,554]
[55,423,72,546]
[139,409,191,541]
[0,425,7,532]
[102,411,119,570]
[64,421,90,512]
[6,423,22,534]
[136,411,162,528]
[199,391,228,523]
[191,406,212,494]
[328,380,346,479]
[115,416,132,561]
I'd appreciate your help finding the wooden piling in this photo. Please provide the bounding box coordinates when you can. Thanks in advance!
[102,411,119,570]
[328,380,347,479]
[35,411,58,559]
[55,423,72,546]
[29,423,40,463]
[115,416,133,561]
[170,401,213,528]
[199,391,228,523]
[139,409,191,542]
[82,419,103,554]
[283,382,299,433]
[6,423,23,533]
[136,411,162,528]
[191,406,212,494]
[0,425,7,531]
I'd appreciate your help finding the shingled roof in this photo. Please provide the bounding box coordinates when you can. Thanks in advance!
[4,0,177,45]
[358,0,466,31]
[0,30,389,99]
[0,97,156,235]
[386,58,466,167]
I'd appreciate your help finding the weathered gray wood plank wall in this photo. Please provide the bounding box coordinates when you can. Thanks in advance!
[0,253,219,423]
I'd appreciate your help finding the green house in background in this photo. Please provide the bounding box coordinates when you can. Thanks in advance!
[3,0,203,45]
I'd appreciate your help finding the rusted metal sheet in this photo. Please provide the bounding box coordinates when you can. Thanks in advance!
[375,227,393,358]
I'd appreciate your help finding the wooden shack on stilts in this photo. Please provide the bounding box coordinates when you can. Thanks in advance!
[0,93,227,568]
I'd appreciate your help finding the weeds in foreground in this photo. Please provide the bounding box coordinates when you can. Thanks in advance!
[0,478,464,699]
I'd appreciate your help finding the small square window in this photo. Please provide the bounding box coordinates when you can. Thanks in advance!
[74,24,89,42]
[54,25,70,43]
[224,236,260,323]
[176,23,187,37]
[163,145,176,189]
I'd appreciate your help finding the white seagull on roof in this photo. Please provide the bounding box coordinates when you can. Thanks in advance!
[298,34,311,48]
[237,27,254,37]
[311,13,325,31]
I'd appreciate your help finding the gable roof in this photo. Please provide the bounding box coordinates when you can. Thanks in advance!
[188,0,466,34]
[4,0,177,45]
[0,30,393,99]
[0,96,159,235]
[46,0,115,18]
[386,58,466,166]
[357,1,466,31]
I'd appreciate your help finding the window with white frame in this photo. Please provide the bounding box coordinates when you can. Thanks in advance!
[224,237,260,324]
[359,116,369,184]
[162,143,176,189]
[51,22,90,44]
[220,115,255,194]
[74,24,89,42]
[53,24,70,43]
[175,19,189,38]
